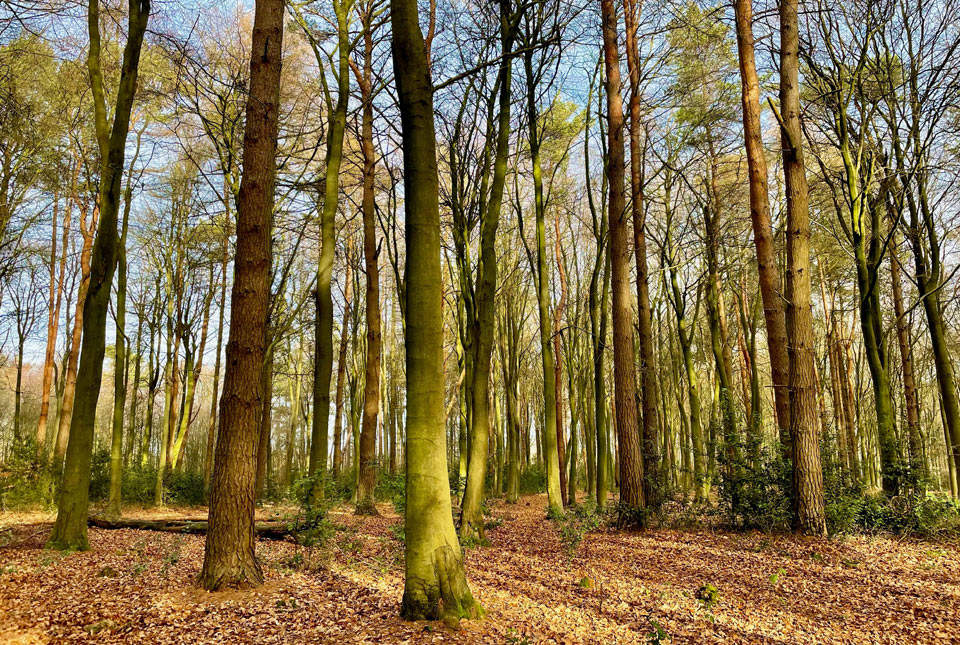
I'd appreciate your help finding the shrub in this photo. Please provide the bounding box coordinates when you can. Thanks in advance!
[87,448,112,501]
[375,470,405,514]
[715,442,791,532]
[518,465,546,495]
[554,500,603,561]
[0,438,54,509]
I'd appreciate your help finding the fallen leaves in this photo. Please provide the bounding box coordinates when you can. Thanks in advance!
[0,495,957,643]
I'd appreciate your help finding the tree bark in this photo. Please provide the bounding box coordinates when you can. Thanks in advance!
[391,0,479,621]
[624,0,661,509]
[733,0,791,444]
[355,6,381,515]
[779,0,826,535]
[199,0,283,589]
[601,0,645,518]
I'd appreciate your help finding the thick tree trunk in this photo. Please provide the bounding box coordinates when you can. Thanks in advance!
[199,0,282,589]
[779,0,826,535]
[391,0,479,621]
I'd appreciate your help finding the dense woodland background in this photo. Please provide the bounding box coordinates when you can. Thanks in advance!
[2,0,960,630]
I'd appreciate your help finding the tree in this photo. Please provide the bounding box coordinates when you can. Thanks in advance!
[732,0,791,441]
[353,0,381,515]
[779,0,826,535]
[46,0,150,551]
[200,0,284,589]
[601,0,645,518]
[391,0,479,621]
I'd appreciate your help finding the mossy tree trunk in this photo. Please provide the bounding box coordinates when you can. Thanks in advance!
[46,0,149,552]
[391,0,479,621]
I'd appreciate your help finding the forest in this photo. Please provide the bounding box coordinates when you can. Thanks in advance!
[0,0,959,640]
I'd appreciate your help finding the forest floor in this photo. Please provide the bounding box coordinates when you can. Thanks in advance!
[1,494,958,644]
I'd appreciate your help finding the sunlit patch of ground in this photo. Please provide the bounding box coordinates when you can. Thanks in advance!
[1,494,957,643]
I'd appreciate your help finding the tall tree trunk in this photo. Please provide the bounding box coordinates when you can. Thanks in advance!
[309,0,350,482]
[205,180,231,497]
[199,0,282,589]
[255,341,274,496]
[779,0,826,535]
[331,248,353,478]
[37,181,72,455]
[47,0,150,551]
[461,6,514,536]
[624,0,661,508]
[391,0,478,620]
[733,0,791,444]
[53,198,97,464]
[107,130,142,518]
[522,49,563,517]
[889,236,923,480]
[553,200,568,507]
[601,0,645,518]
[356,9,381,515]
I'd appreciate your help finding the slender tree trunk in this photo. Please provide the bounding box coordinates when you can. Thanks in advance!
[107,132,141,518]
[553,203,568,507]
[331,249,353,478]
[54,199,97,464]
[522,49,563,517]
[460,7,514,536]
[37,183,72,455]
[624,0,661,508]
[733,0,791,445]
[205,182,231,496]
[355,11,381,515]
[199,0,282,588]
[255,342,274,496]
[889,236,923,479]
[309,0,351,481]
[601,0,645,518]
[47,0,150,551]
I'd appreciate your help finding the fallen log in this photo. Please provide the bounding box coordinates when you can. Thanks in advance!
[87,516,294,540]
